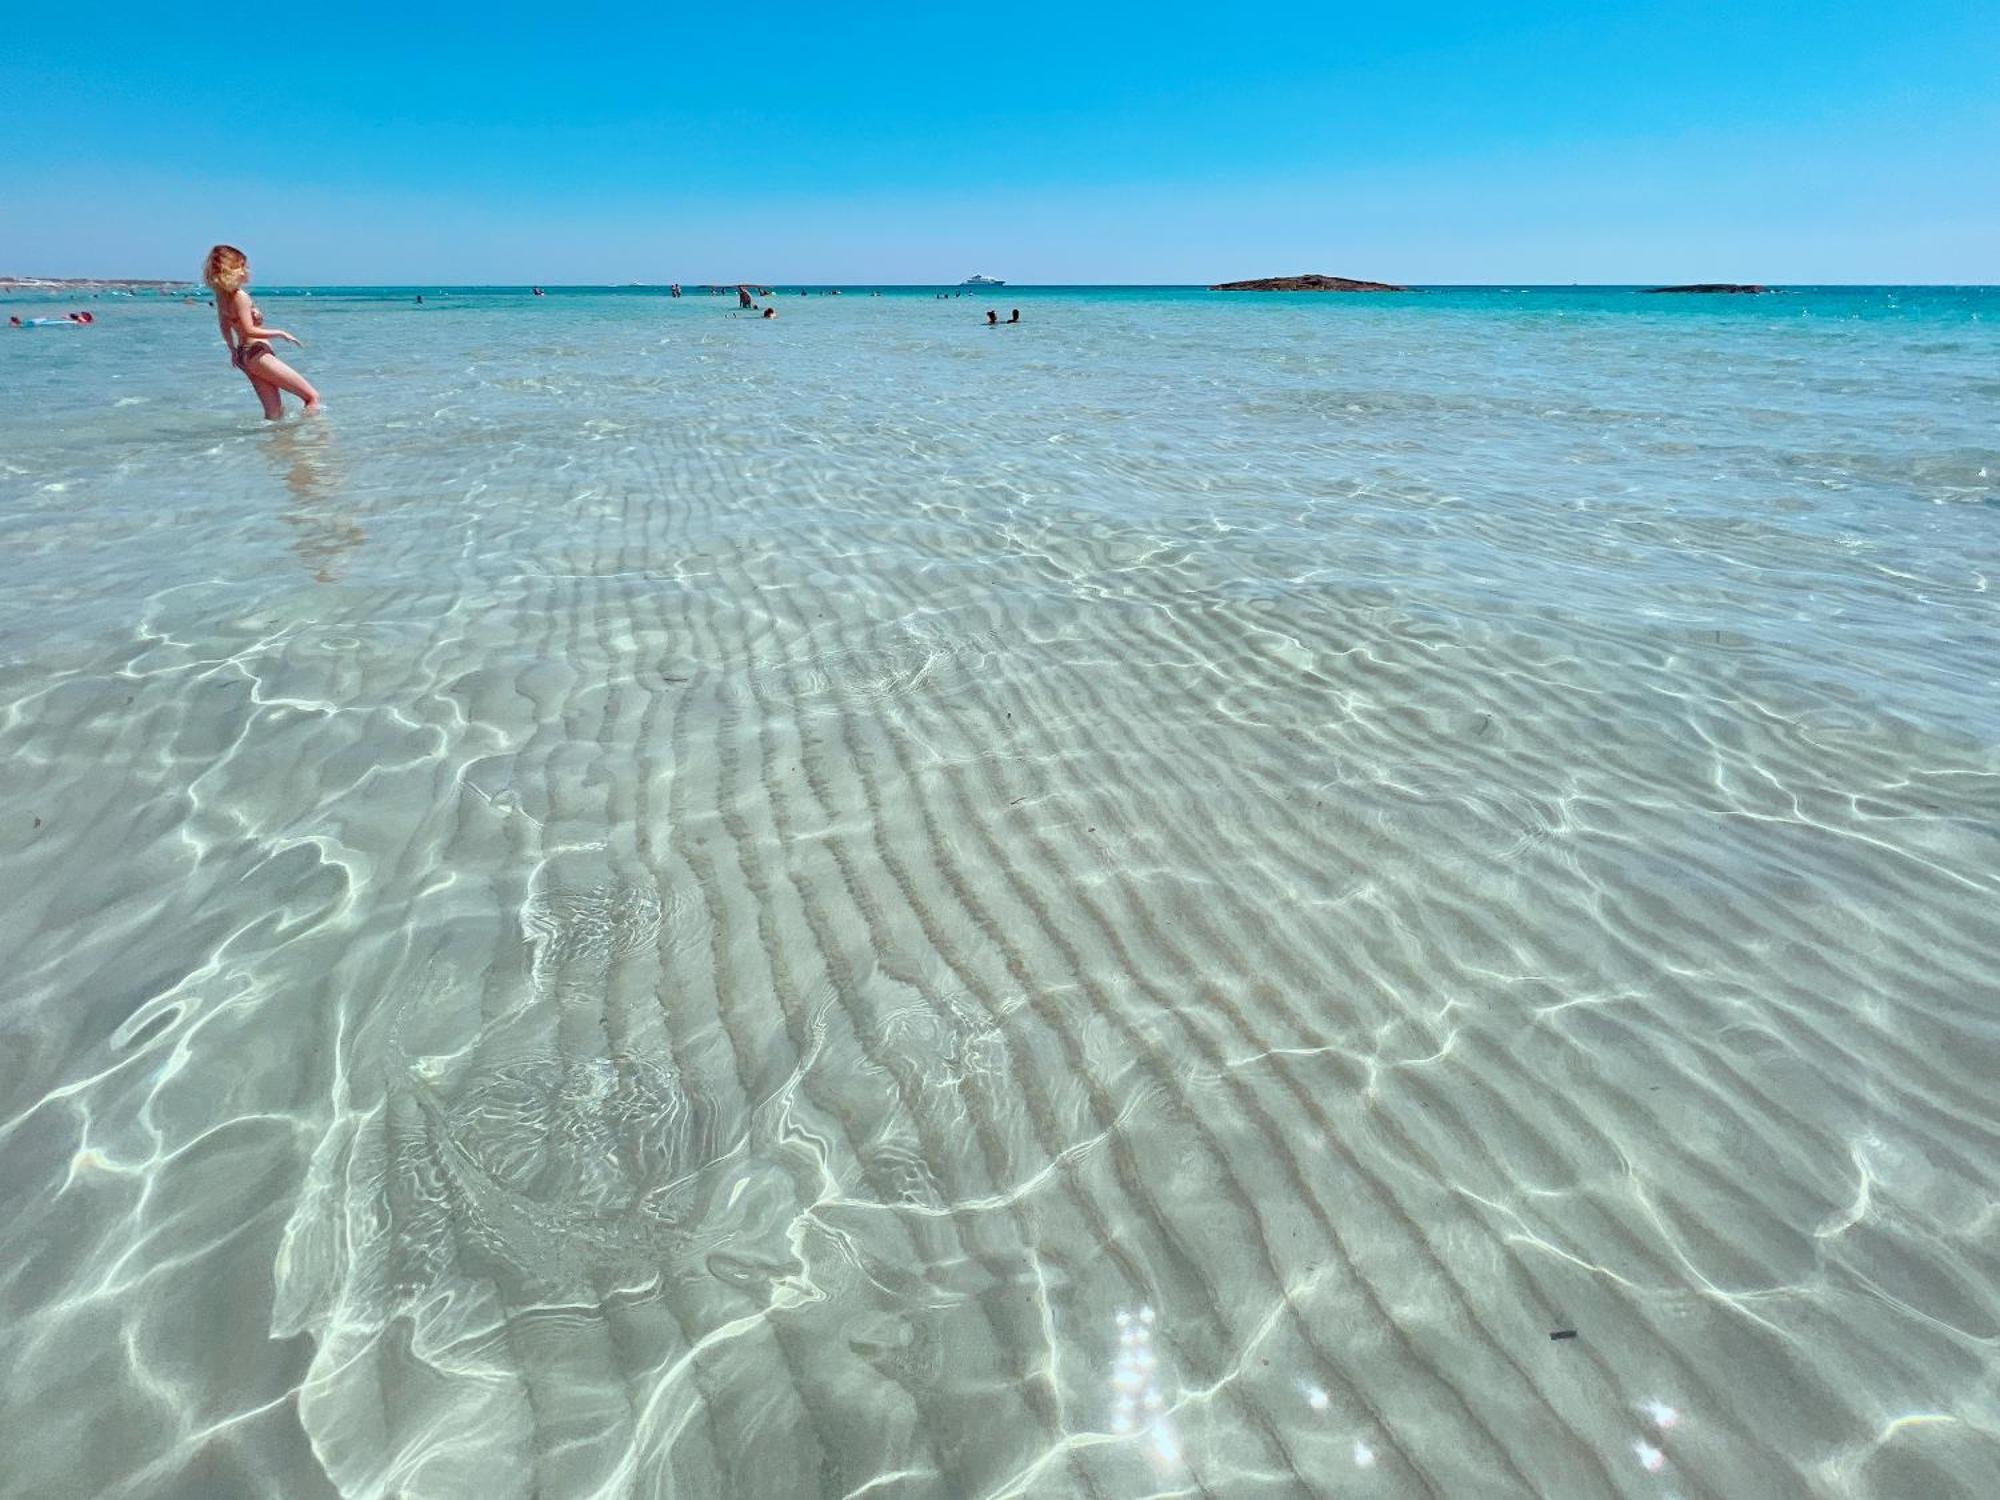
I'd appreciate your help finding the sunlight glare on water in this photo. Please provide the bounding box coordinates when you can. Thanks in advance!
[2,284,1997,1498]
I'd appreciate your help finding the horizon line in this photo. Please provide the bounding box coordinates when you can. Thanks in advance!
[7,278,1997,290]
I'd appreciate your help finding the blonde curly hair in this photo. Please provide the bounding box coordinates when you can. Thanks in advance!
[203,244,249,293]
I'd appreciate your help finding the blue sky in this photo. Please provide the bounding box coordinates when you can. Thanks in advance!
[5,0,1995,282]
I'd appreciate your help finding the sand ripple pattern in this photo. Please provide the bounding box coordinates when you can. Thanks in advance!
[2,288,1998,1500]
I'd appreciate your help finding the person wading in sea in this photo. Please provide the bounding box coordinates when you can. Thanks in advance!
[203,244,321,419]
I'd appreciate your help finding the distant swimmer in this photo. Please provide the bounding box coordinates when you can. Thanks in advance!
[203,244,322,419]
[1008,308,1021,323]
[532,286,546,296]
[762,307,777,319]
[986,309,998,325]
[737,285,754,309]
[670,283,682,297]
[415,294,424,304]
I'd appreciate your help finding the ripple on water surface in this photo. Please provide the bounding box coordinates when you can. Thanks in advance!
[1,286,1997,1498]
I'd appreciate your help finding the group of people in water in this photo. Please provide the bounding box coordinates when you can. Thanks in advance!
[8,310,95,327]
[11,245,1026,419]
[730,285,781,319]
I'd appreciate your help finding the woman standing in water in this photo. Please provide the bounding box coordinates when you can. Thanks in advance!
[203,245,321,418]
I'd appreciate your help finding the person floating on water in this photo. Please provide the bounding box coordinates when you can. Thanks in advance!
[203,244,321,419]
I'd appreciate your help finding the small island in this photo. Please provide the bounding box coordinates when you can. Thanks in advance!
[1209,274,1408,292]
[1642,283,1770,294]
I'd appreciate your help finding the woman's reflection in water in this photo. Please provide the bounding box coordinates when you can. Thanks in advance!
[267,421,364,582]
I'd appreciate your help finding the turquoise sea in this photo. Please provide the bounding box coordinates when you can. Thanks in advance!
[2,285,1996,1498]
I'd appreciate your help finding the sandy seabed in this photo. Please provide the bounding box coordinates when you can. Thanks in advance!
[2,286,1997,1498]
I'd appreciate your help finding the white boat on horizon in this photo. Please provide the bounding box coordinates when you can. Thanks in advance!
[960,274,1005,286]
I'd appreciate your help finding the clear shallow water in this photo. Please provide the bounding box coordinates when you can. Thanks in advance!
[1,285,1996,1499]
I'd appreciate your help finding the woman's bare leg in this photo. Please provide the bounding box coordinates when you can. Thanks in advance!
[247,352,322,412]
[244,368,285,420]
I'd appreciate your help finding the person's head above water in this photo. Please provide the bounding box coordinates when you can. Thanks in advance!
[761,306,777,319]
[986,309,998,324]
[202,244,250,294]
[1008,309,1020,322]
